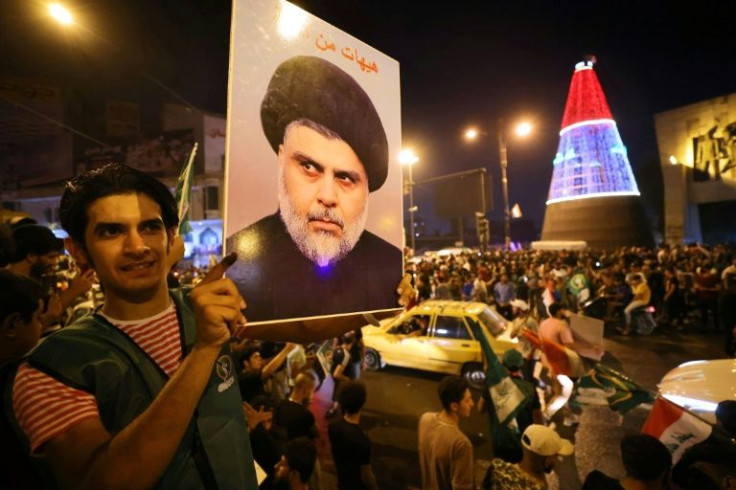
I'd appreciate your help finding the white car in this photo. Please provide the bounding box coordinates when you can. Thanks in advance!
[657,358,736,424]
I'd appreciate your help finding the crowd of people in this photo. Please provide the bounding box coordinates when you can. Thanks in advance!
[408,244,736,354]
[1,163,734,489]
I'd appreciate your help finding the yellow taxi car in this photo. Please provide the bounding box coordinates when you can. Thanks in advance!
[361,300,518,388]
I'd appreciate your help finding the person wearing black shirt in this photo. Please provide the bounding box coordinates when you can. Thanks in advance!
[328,381,377,490]
[273,373,318,441]
[582,434,671,490]
[327,333,357,416]
[349,328,364,380]
[244,395,288,490]
[238,343,296,403]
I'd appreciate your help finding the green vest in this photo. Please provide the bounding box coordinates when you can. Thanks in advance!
[27,288,258,490]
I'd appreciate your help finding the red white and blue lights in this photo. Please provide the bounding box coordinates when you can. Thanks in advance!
[547,60,640,204]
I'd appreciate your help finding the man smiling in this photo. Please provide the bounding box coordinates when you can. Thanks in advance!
[10,164,258,488]
[226,56,402,322]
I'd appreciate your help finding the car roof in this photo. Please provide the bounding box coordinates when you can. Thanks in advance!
[658,358,736,424]
[409,300,489,316]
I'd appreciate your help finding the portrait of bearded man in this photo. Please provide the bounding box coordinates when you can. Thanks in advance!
[226,56,403,322]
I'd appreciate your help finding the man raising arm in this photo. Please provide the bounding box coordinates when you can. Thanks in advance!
[12,164,256,489]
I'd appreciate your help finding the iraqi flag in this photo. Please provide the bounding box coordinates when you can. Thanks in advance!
[641,396,712,463]
[522,330,583,378]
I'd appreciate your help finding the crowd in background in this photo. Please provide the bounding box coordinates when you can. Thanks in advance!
[3,214,735,489]
[407,243,736,354]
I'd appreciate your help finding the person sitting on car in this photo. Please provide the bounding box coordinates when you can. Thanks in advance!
[393,315,429,337]
[406,315,430,338]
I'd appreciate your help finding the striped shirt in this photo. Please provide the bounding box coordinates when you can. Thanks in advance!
[12,305,182,452]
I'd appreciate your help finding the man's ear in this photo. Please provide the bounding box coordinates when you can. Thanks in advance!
[449,401,460,415]
[277,144,286,167]
[65,238,90,267]
[166,232,184,271]
[1,312,22,339]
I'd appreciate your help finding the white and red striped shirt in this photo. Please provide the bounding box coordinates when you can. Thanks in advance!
[12,304,182,452]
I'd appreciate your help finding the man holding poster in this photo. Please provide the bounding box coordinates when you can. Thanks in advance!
[226,55,403,323]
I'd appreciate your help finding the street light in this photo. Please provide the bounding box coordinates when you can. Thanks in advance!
[465,119,532,250]
[48,3,74,25]
[399,148,419,253]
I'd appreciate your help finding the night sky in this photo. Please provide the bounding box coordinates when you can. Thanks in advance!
[2,0,735,234]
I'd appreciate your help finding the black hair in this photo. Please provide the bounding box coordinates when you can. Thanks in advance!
[0,223,15,268]
[59,163,178,246]
[548,303,565,317]
[438,375,469,411]
[285,438,317,483]
[620,434,671,481]
[240,345,261,363]
[339,381,367,416]
[0,270,47,323]
[716,400,736,436]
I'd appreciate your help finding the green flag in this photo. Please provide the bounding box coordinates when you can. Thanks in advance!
[175,142,198,235]
[573,363,655,415]
[468,322,526,428]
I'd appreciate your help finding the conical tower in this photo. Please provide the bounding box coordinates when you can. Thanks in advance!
[541,58,652,248]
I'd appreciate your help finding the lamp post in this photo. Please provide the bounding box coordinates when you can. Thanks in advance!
[497,125,511,250]
[465,120,531,250]
[399,149,419,253]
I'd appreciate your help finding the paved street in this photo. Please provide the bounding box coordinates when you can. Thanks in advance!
[311,323,728,489]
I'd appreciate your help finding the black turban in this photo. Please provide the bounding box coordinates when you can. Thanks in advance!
[261,56,389,192]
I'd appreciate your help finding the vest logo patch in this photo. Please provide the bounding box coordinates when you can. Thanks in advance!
[216,355,233,380]
[215,355,235,393]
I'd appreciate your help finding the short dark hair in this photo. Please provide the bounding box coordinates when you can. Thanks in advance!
[438,376,469,411]
[59,163,178,246]
[285,438,317,484]
[240,345,261,363]
[548,303,565,317]
[620,434,671,481]
[0,223,16,267]
[339,381,367,415]
[0,270,47,323]
[11,225,64,262]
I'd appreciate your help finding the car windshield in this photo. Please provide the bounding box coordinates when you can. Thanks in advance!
[477,308,505,337]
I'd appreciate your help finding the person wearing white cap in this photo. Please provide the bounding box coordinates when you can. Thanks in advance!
[482,424,574,489]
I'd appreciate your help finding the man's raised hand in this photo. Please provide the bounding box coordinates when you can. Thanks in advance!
[189,252,247,350]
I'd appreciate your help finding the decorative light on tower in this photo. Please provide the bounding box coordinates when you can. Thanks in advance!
[541,57,652,248]
[546,57,640,204]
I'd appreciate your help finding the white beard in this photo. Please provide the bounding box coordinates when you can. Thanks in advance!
[278,168,368,267]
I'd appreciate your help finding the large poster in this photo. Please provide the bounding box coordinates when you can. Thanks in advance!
[225,0,403,323]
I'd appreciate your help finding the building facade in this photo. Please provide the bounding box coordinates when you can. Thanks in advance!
[655,93,736,244]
